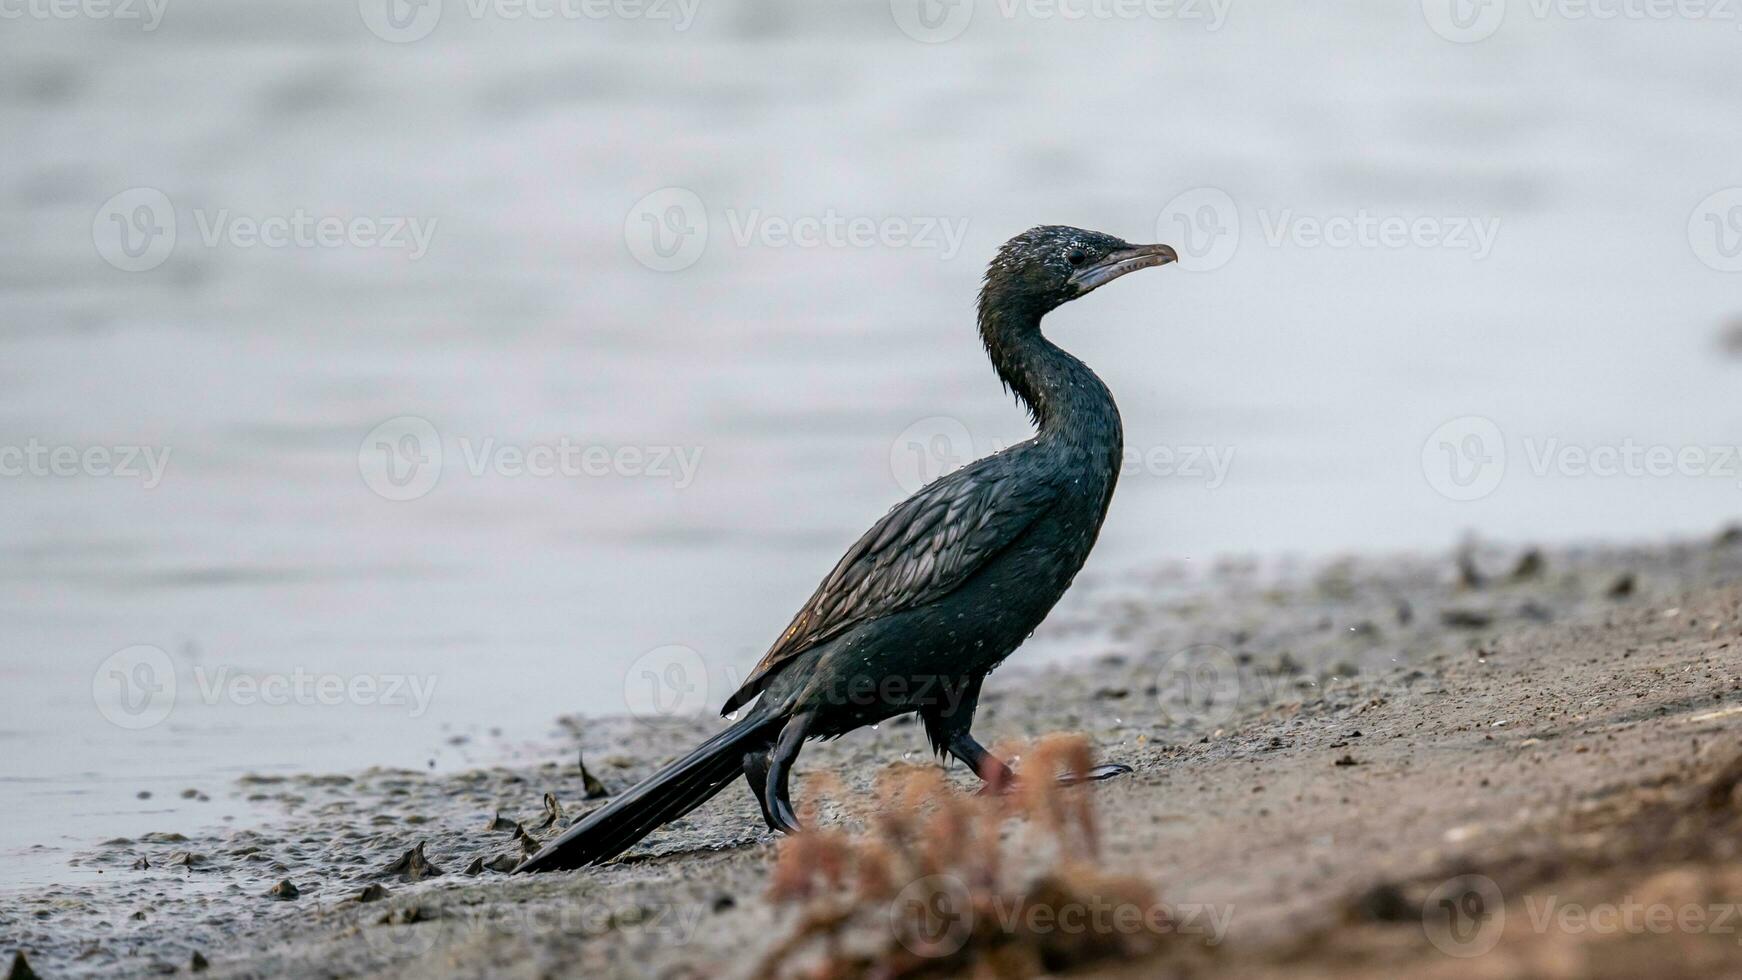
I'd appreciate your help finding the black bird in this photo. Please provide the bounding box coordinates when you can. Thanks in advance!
[516,226,1177,872]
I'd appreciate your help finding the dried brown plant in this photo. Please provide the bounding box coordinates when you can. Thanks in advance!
[757,733,1177,979]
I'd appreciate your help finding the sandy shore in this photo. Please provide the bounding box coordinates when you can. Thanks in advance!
[6,531,1742,978]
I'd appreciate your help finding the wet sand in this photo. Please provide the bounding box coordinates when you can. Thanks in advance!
[6,530,1742,978]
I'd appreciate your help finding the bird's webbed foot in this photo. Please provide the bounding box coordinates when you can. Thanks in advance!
[949,732,1131,793]
[1061,763,1133,784]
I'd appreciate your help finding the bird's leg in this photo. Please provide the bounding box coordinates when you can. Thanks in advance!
[948,732,1131,791]
[945,731,1014,792]
[742,749,780,832]
[763,711,813,834]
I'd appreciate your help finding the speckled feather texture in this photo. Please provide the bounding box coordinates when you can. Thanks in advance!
[721,464,1057,714]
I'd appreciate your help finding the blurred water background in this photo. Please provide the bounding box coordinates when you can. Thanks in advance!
[2,0,1740,885]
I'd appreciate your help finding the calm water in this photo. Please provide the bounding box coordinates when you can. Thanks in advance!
[3,2,1739,885]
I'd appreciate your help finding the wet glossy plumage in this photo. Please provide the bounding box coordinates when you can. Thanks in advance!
[517,226,1171,872]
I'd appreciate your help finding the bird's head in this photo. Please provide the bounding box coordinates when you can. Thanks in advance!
[980,225,1178,319]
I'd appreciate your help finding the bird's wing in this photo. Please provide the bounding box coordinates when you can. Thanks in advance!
[722,459,1054,714]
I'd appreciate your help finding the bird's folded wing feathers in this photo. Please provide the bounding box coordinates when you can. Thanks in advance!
[721,463,1054,714]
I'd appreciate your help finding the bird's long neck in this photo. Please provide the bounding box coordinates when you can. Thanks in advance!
[977,298,1124,463]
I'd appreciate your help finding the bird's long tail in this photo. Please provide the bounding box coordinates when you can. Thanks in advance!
[513,713,776,872]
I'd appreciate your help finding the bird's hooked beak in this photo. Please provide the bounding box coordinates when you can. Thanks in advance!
[1068,243,1180,295]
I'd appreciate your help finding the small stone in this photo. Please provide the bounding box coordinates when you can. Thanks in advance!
[1334,754,1359,767]
[357,883,390,903]
[189,951,209,972]
[266,879,300,900]
[1607,573,1636,599]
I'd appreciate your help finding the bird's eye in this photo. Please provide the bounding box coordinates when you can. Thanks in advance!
[1066,250,1087,267]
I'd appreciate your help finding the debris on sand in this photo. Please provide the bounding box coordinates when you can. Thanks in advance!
[189,951,209,972]
[7,951,41,980]
[1608,572,1638,599]
[1719,525,1742,548]
[534,793,564,830]
[1719,319,1742,358]
[579,753,609,800]
[1439,608,1494,630]
[164,851,203,869]
[463,854,519,875]
[512,826,542,857]
[266,879,300,901]
[357,883,390,903]
[483,812,519,834]
[1510,548,1544,581]
[377,905,432,926]
[1456,544,1485,589]
[380,842,443,882]
[1334,754,1360,767]
[1345,881,1412,923]
[130,855,150,870]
